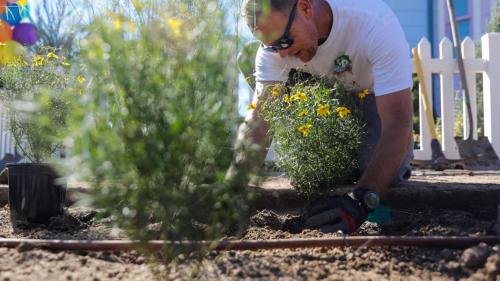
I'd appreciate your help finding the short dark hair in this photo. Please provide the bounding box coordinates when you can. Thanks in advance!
[241,0,296,33]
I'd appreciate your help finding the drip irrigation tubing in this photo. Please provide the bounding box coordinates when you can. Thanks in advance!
[1,236,500,252]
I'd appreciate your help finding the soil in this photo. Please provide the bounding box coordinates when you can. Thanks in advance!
[0,171,500,280]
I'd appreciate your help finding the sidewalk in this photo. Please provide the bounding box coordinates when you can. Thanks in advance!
[252,170,500,212]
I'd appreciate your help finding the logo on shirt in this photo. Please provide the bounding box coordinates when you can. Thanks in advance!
[333,54,352,76]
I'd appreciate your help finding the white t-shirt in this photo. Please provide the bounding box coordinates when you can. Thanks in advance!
[254,0,413,96]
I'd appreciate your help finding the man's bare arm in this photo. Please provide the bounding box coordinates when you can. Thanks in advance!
[225,81,278,187]
[356,88,413,194]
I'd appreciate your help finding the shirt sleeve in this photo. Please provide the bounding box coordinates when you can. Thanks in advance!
[254,45,290,82]
[366,19,413,96]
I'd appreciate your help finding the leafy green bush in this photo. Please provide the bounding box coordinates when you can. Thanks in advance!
[0,50,80,163]
[260,74,365,197]
[489,2,500,32]
[67,0,252,245]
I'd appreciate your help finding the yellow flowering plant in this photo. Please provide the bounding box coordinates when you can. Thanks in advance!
[261,72,365,197]
[0,48,82,163]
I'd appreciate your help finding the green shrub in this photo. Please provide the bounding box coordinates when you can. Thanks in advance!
[67,0,252,246]
[0,50,80,163]
[489,2,500,32]
[260,74,364,197]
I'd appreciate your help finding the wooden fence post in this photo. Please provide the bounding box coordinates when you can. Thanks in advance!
[461,37,478,141]
[481,33,500,157]
[439,37,461,159]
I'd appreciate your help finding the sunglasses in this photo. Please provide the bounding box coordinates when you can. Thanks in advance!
[263,2,297,52]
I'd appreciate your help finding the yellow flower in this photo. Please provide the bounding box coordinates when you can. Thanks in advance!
[290,91,307,101]
[357,89,369,100]
[168,18,183,37]
[33,54,44,66]
[46,52,59,59]
[316,104,331,117]
[298,109,309,117]
[247,102,256,110]
[61,61,71,66]
[114,18,122,30]
[283,96,291,103]
[298,124,312,137]
[76,75,86,85]
[271,84,285,97]
[336,106,351,119]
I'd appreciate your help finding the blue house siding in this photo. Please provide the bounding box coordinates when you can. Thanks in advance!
[383,1,444,116]
[383,0,431,48]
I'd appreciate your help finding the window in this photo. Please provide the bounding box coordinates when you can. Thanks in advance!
[454,0,469,17]
[445,0,472,40]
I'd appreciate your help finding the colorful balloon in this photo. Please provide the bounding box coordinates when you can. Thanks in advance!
[1,3,29,26]
[12,22,36,46]
[0,0,6,14]
[0,40,26,65]
[0,20,11,42]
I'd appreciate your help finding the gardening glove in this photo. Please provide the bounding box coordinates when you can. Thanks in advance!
[304,191,371,234]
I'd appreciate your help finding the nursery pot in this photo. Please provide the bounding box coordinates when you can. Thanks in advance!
[6,163,66,224]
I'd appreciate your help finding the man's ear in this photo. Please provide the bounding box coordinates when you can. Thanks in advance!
[297,0,313,20]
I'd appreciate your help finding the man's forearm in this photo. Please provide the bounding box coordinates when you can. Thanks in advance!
[356,121,412,194]
[225,114,272,186]
[225,82,275,187]
[357,88,414,194]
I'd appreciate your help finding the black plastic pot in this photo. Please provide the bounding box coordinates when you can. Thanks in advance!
[6,163,66,224]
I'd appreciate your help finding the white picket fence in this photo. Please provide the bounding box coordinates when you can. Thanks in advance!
[413,32,500,160]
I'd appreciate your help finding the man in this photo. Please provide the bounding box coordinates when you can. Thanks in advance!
[226,0,414,234]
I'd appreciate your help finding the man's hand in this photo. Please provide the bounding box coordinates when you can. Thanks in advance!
[304,194,368,234]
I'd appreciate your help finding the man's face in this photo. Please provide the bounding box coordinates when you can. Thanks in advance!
[256,1,319,62]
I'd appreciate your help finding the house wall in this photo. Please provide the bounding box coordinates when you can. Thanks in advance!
[383,0,431,48]
[434,0,497,45]
[384,0,497,54]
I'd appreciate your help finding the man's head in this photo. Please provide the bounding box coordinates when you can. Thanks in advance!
[242,0,320,62]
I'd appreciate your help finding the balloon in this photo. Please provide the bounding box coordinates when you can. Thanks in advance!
[0,20,11,42]
[0,40,26,65]
[12,22,36,46]
[17,0,27,7]
[1,3,29,26]
[9,0,28,8]
[0,0,6,14]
